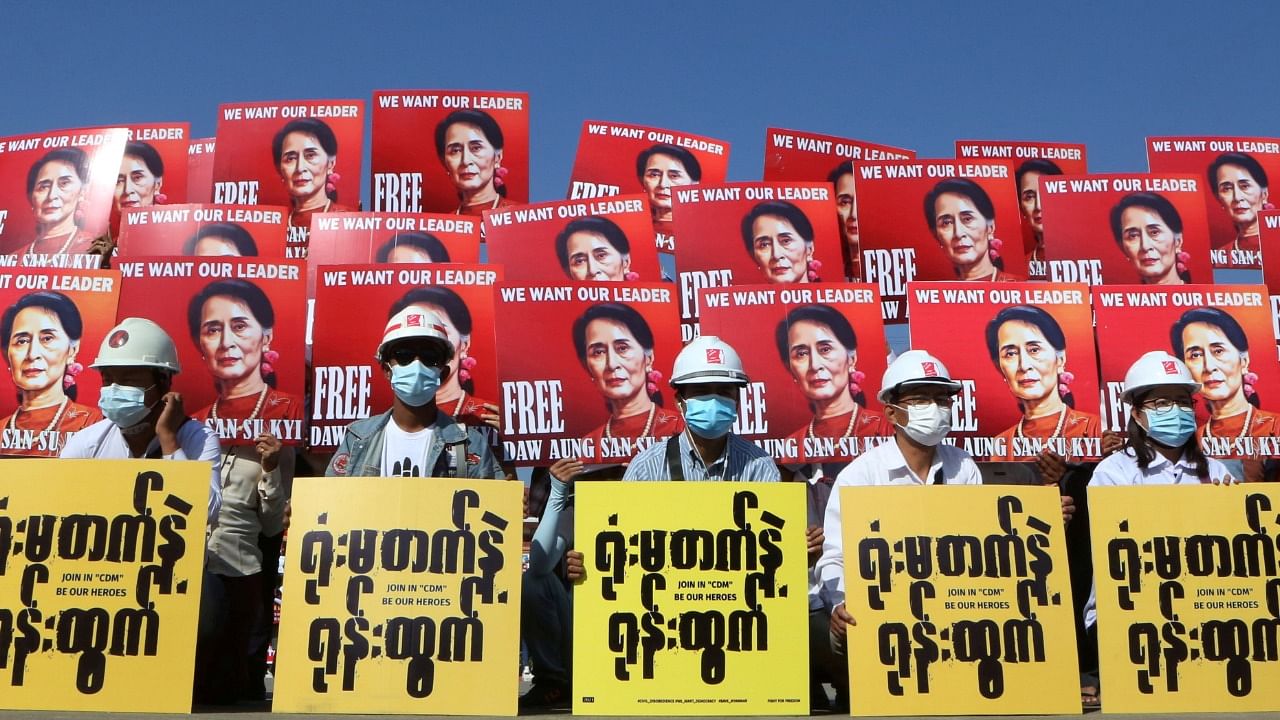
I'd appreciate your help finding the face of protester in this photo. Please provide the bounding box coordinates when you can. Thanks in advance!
[835,173,858,247]
[115,155,162,211]
[787,320,853,404]
[30,160,85,231]
[1180,321,1247,407]
[442,122,502,198]
[996,319,1064,405]
[583,318,650,408]
[278,131,334,206]
[565,231,630,281]
[1214,163,1268,234]
[751,214,813,284]
[6,307,76,402]
[933,192,993,269]
[199,295,271,388]
[642,154,693,218]
[1019,172,1044,236]
[1119,206,1182,283]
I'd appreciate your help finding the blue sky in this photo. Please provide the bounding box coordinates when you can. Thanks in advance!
[5,1,1277,207]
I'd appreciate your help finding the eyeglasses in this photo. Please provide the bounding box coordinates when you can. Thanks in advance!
[1140,398,1195,414]
[385,347,447,368]
[894,395,955,408]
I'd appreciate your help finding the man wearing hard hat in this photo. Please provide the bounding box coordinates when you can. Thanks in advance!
[622,335,779,481]
[60,317,222,525]
[815,350,982,650]
[325,307,502,478]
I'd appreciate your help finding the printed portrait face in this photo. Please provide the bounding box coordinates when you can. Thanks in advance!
[751,213,813,284]
[933,191,993,267]
[565,230,630,281]
[834,172,858,246]
[441,122,502,196]
[1018,171,1044,235]
[199,295,271,386]
[996,319,1063,403]
[277,131,334,203]
[1179,321,1246,404]
[786,319,852,403]
[1214,163,1268,231]
[641,153,693,216]
[192,234,246,257]
[29,160,84,228]
[385,245,436,263]
[583,317,649,404]
[115,154,162,210]
[6,306,76,395]
[1119,206,1182,281]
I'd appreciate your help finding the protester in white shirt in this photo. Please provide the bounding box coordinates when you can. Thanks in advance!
[60,317,221,525]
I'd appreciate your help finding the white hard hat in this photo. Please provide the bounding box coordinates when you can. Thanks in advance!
[878,349,961,403]
[91,317,181,373]
[1122,351,1200,403]
[376,307,454,361]
[671,335,749,386]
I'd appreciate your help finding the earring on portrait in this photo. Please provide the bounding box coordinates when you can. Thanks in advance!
[1175,251,1191,275]
[459,356,477,383]
[646,369,663,395]
[807,259,823,282]
[63,361,84,389]
[493,166,509,189]
[155,192,168,204]
[848,369,866,397]
[262,349,280,377]
[1057,371,1074,402]
[326,172,341,196]
[988,237,1004,263]
[1245,371,1260,399]
[624,271,640,281]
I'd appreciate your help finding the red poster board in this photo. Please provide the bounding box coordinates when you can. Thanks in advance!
[307,212,481,298]
[117,204,289,259]
[187,137,215,204]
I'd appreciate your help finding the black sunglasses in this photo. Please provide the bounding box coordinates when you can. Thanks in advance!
[385,346,447,368]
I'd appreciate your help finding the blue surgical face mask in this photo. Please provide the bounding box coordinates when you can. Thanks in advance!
[682,394,738,439]
[98,383,156,430]
[390,361,442,407]
[1143,406,1197,448]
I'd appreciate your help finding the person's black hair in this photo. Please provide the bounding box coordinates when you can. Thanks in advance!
[1170,307,1259,408]
[740,199,815,256]
[1014,158,1062,190]
[826,160,854,186]
[2,291,84,402]
[634,143,702,183]
[389,286,474,393]
[1126,387,1210,480]
[182,222,259,256]
[984,305,1074,409]
[774,303,865,407]
[123,141,165,179]
[571,302,662,407]
[187,279,277,388]
[434,109,507,198]
[271,118,339,202]
[376,232,450,263]
[555,216,630,276]
[27,147,89,194]
[1207,152,1269,195]
[923,177,1003,272]
[1109,192,1190,282]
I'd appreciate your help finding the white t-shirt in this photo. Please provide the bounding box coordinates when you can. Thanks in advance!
[380,420,434,477]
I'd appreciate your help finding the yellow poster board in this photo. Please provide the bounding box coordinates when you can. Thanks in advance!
[0,459,209,712]
[1089,485,1280,714]
[273,476,523,715]
[573,482,809,715]
[840,485,1079,716]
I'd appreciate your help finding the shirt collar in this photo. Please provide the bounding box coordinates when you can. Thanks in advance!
[882,437,944,485]
[682,431,732,474]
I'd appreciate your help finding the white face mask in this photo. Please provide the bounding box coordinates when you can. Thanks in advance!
[891,402,952,447]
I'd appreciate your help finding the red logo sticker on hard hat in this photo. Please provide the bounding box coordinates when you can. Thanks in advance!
[108,330,129,348]
[1162,360,1177,375]
[407,314,423,327]
[706,348,723,364]
[921,361,938,377]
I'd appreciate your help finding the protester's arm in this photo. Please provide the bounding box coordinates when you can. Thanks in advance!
[257,436,292,537]
[528,459,581,576]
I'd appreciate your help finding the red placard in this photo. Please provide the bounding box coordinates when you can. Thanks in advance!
[187,137,215,204]
[672,181,845,342]
[1259,210,1280,344]
[1147,136,1280,269]
[307,212,481,298]
[485,195,661,283]
[493,282,680,466]
[117,204,289,258]
[371,90,529,217]
[0,126,127,265]
[698,283,889,462]
[1093,284,1280,458]
[310,264,501,451]
[764,128,914,281]
[908,281,1102,461]
[1039,173,1213,287]
[212,99,365,258]
[851,160,1027,324]
[111,123,191,232]
[955,140,1088,279]
[567,120,731,254]
[0,268,121,457]
[115,257,307,445]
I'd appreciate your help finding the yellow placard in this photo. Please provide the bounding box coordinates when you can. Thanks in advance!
[840,485,1079,716]
[273,476,522,715]
[1089,485,1280,714]
[0,459,209,712]
[573,482,809,715]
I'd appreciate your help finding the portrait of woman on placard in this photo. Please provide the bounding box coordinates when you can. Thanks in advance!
[182,222,259,257]
[188,279,303,425]
[376,232,451,264]
[21,148,97,256]
[574,302,682,449]
[776,304,886,447]
[924,177,1022,282]
[1015,158,1062,264]
[635,143,701,235]
[828,160,858,277]
[1207,152,1271,255]
[388,285,496,426]
[1170,306,1280,440]
[985,305,1100,459]
[435,109,515,217]
[555,216,639,281]
[1110,192,1192,285]
[272,118,352,232]
[1,291,101,455]
[742,200,821,284]
[115,141,167,211]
